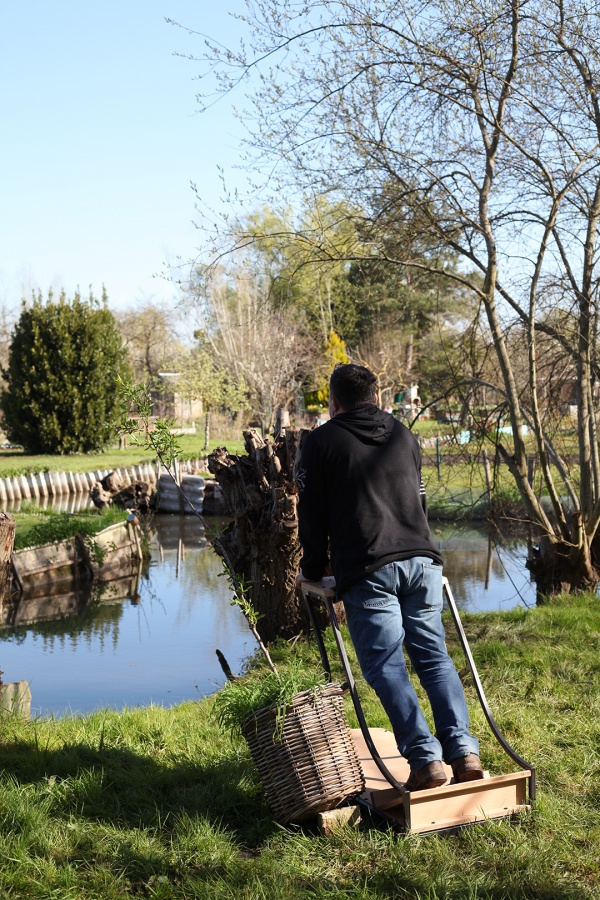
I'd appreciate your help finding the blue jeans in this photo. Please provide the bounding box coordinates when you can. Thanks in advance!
[342,558,479,770]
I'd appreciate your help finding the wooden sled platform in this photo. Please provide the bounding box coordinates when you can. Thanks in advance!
[302,576,535,835]
[351,726,530,834]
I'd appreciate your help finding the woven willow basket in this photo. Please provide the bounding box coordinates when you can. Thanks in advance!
[241,682,365,823]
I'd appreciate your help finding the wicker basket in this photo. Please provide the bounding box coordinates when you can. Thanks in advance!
[241,683,365,823]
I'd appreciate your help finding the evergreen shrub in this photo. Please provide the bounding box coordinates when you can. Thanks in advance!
[0,290,129,454]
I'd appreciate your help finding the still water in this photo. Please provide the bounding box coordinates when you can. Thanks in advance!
[0,515,535,717]
[0,517,257,717]
[434,523,536,613]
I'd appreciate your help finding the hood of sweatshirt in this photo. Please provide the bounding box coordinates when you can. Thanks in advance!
[329,404,395,445]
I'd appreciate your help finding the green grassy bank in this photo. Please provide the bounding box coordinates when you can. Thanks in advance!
[1,594,599,898]
[0,436,247,479]
[2,435,245,550]
[0,425,558,525]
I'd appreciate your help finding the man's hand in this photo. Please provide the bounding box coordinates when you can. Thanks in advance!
[295,572,322,588]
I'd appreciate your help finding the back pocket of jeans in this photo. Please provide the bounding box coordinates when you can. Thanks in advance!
[421,562,443,610]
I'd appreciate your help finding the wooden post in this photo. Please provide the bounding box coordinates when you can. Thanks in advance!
[0,512,16,601]
[19,475,31,500]
[4,478,14,503]
[12,479,20,503]
[37,472,48,499]
[204,411,210,452]
[0,680,32,720]
[527,454,537,487]
[482,449,493,505]
[27,474,40,501]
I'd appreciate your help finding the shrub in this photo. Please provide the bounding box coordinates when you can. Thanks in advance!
[0,289,129,454]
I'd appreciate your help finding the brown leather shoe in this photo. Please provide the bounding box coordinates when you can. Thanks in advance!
[451,753,484,783]
[404,761,447,792]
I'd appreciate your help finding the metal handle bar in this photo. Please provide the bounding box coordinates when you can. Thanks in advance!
[302,576,536,806]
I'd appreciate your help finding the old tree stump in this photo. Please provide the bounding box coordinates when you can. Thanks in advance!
[0,512,16,602]
[207,427,309,642]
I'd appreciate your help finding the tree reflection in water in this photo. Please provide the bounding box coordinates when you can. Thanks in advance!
[433,523,535,611]
[0,518,533,715]
[0,516,256,716]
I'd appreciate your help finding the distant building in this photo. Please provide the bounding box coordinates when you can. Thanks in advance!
[154,373,203,434]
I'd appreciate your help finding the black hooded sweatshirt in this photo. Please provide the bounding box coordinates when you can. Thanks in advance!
[297,404,442,593]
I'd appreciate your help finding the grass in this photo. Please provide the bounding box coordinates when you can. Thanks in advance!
[3,432,246,552]
[0,593,599,897]
[0,435,247,478]
[213,662,330,738]
[12,505,129,551]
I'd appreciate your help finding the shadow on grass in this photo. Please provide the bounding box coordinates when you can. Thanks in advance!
[0,737,276,846]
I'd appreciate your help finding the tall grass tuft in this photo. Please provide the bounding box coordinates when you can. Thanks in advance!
[213,661,328,738]
[13,506,128,550]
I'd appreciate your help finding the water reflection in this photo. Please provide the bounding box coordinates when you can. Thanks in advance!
[433,523,535,611]
[0,516,257,717]
[0,515,534,717]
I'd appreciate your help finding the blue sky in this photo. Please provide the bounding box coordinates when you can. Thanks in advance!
[0,1,249,312]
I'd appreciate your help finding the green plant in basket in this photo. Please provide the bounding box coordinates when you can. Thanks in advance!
[213,583,364,824]
[214,567,329,739]
[214,661,329,740]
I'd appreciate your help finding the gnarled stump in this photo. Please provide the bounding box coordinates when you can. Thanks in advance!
[527,516,600,600]
[208,427,309,642]
[0,512,16,602]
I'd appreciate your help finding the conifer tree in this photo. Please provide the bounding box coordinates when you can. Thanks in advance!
[0,289,128,454]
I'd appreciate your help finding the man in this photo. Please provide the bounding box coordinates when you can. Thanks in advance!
[296,363,483,791]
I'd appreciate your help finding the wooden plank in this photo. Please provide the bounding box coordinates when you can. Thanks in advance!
[77,522,139,576]
[13,523,141,587]
[407,772,529,833]
[94,521,136,548]
[351,726,411,788]
[350,728,531,833]
[13,538,82,577]
[0,680,31,719]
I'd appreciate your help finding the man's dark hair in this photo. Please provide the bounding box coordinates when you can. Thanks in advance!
[330,363,377,409]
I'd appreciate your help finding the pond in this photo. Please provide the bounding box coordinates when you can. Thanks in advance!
[433,522,536,613]
[0,514,535,717]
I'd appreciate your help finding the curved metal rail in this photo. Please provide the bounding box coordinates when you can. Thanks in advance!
[302,583,409,811]
[442,578,536,800]
[302,575,536,811]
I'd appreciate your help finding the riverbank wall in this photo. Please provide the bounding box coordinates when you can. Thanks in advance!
[10,520,143,594]
[0,459,205,506]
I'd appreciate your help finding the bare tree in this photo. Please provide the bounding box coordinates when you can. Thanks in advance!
[116,301,184,384]
[188,265,313,432]
[354,329,407,407]
[0,304,16,393]
[191,0,600,596]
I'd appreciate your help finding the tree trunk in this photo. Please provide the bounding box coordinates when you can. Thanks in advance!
[207,427,308,642]
[204,411,210,452]
[527,525,600,600]
[0,512,16,602]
